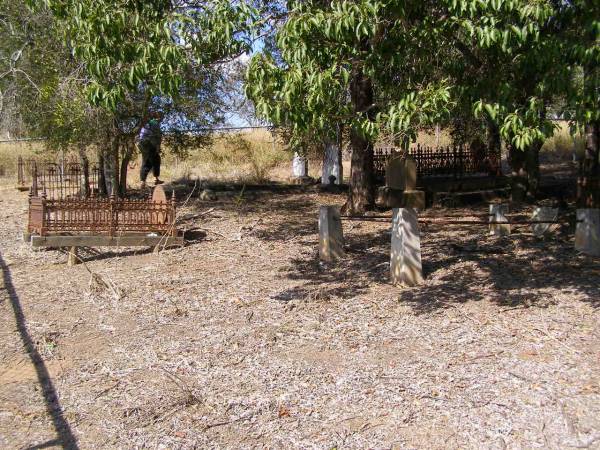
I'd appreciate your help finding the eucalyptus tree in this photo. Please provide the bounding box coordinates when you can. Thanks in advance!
[247,1,454,213]
[248,0,597,211]
[552,0,599,206]
[441,0,563,201]
[31,0,261,194]
[0,0,67,137]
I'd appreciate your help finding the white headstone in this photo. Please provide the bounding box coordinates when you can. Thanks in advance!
[321,142,342,185]
[390,208,423,286]
[575,209,600,256]
[489,203,510,236]
[292,152,308,178]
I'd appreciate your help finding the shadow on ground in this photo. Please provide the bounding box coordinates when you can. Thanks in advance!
[0,253,79,449]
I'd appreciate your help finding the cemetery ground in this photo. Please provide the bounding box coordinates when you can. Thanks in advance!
[1,173,600,449]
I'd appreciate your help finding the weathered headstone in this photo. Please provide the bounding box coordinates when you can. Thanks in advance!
[153,185,168,224]
[321,142,342,185]
[390,208,423,286]
[531,207,558,237]
[292,152,308,178]
[386,155,417,191]
[575,209,600,256]
[380,155,425,209]
[319,206,344,262]
[152,184,167,203]
[489,203,510,236]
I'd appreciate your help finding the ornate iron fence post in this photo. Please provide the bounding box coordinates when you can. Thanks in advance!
[109,194,116,237]
[170,191,177,236]
[40,188,48,236]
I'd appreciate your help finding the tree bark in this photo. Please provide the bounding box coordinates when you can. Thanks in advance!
[525,140,542,200]
[509,144,528,203]
[118,139,135,197]
[97,148,107,196]
[344,65,375,215]
[78,146,90,198]
[486,119,501,176]
[579,121,600,207]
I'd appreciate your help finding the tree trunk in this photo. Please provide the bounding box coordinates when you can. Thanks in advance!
[78,146,90,198]
[525,140,542,200]
[509,144,528,203]
[344,65,375,214]
[103,137,119,196]
[579,121,600,207]
[97,147,108,196]
[118,139,134,197]
[486,119,502,176]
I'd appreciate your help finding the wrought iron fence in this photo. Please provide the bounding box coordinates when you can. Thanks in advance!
[19,156,100,199]
[373,144,501,179]
[28,192,177,237]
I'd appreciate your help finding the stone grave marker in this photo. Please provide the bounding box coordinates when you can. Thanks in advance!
[531,206,558,237]
[489,203,510,236]
[319,206,344,262]
[386,155,416,191]
[575,209,600,256]
[321,142,342,185]
[390,208,423,286]
[292,152,308,178]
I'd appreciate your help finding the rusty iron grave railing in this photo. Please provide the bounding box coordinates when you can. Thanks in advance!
[373,144,502,180]
[28,189,178,237]
[20,156,100,199]
[26,185,183,253]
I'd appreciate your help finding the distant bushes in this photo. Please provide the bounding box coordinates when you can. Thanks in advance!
[540,123,585,163]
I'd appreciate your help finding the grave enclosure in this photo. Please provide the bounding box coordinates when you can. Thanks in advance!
[23,159,183,264]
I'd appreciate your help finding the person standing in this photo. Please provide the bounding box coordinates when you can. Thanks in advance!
[138,111,164,188]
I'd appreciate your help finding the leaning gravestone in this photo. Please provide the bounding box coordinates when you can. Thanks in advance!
[390,208,423,286]
[321,142,342,185]
[319,206,344,262]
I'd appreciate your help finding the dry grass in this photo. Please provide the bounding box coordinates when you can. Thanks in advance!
[0,123,586,186]
[541,122,585,163]
[0,185,598,449]
[161,129,290,184]
[0,141,44,180]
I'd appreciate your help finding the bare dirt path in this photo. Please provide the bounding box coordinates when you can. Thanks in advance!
[1,184,599,449]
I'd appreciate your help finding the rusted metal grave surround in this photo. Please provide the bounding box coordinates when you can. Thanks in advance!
[18,156,100,198]
[27,188,178,238]
[373,144,501,180]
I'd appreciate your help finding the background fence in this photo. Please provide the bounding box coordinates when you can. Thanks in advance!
[373,144,502,179]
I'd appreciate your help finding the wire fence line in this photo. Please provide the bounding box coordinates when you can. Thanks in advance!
[0,125,276,144]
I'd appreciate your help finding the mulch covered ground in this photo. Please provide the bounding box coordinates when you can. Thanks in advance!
[1,181,599,449]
